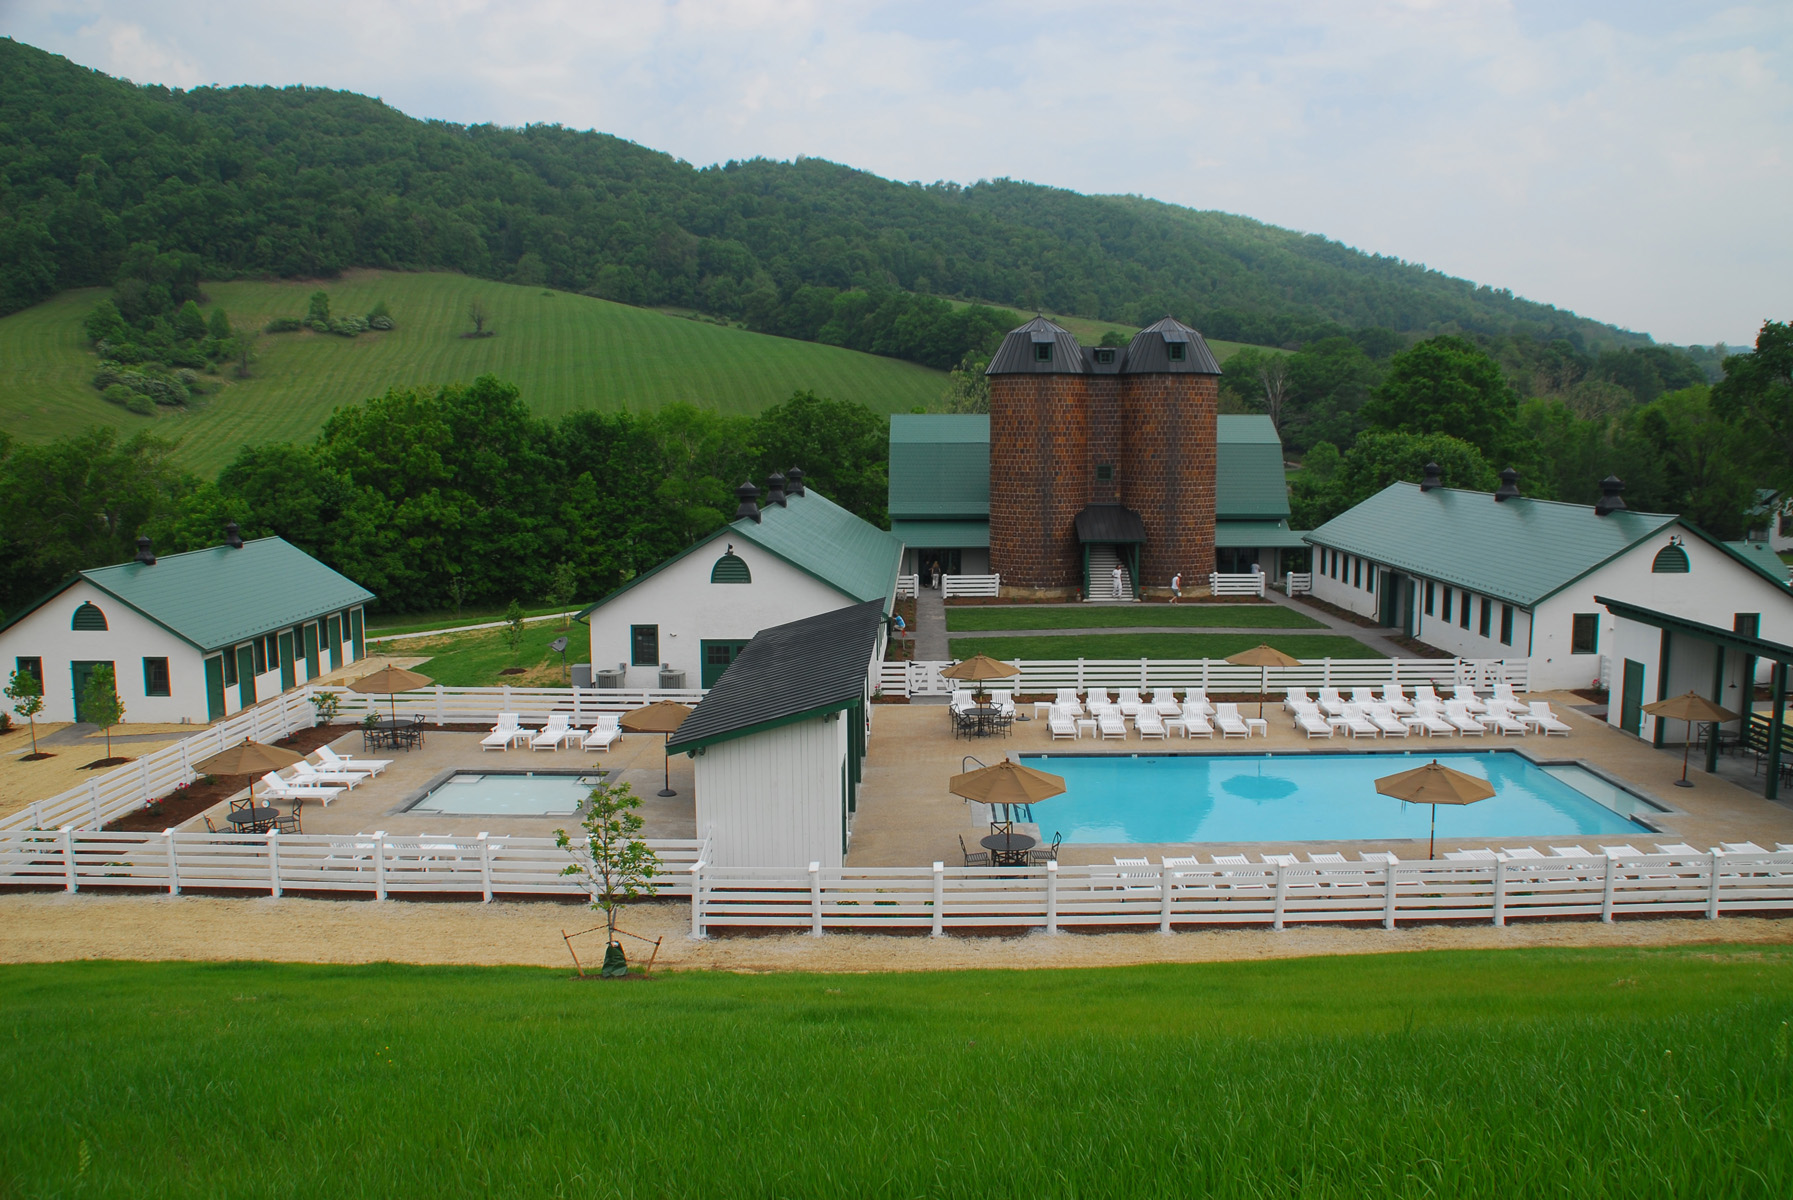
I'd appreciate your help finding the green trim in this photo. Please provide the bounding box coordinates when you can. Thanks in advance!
[671,698,856,756]
[1596,594,1793,664]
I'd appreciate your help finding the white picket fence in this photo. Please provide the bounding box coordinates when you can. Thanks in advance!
[875,657,1528,699]
[324,685,706,726]
[689,852,1793,936]
[1209,571,1266,597]
[0,828,707,900]
[942,573,1001,599]
[1284,572,1313,596]
[895,574,919,599]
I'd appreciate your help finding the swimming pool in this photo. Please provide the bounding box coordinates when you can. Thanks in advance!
[1016,752,1654,844]
[408,772,604,817]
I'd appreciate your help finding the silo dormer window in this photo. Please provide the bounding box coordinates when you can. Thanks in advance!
[1034,343,1052,363]
[711,548,751,584]
[72,602,108,631]
[1094,348,1115,365]
[1167,343,1186,362]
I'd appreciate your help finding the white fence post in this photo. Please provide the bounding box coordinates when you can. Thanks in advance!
[809,862,823,937]
[478,832,493,902]
[268,829,282,898]
[690,860,707,939]
[1158,864,1174,934]
[1273,863,1287,931]
[61,826,77,893]
[374,831,387,901]
[1492,858,1506,927]
[931,862,945,937]
[436,685,445,727]
[1046,861,1059,934]
[164,828,180,895]
[1600,853,1615,923]
[88,782,100,830]
[1383,862,1398,929]
[1707,850,1724,919]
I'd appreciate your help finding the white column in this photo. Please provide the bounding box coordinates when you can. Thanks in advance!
[1600,852,1615,923]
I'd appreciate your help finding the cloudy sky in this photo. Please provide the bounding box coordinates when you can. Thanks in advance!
[5,0,1788,346]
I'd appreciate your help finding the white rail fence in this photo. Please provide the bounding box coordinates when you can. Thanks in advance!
[690,852,1793,936]
[325,685,706,726]
[1209,571,1266,597]
[876,657,1528,699]
[894,574,919,599]
[0,830,707,900]
[942,573,1001,599]
[1284,572,1313,596]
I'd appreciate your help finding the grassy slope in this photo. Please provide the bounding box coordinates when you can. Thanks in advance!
[0,271,946,473]
[941,297,1274,359]
[946,605,1323,631]
[948,632,1382,659]
[383,619,590,688]
[1,950,1788,1197]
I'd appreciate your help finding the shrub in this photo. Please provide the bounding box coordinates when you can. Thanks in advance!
[125,392,155,415]
[306,318,331,334]
[366,300,394,330]
[306,291,331,324]
[175,368,199,388]
[101,383,137,408]
[329,316,368,337]
[265,317,303,333]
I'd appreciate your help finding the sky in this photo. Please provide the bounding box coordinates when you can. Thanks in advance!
[3,0,1788,347]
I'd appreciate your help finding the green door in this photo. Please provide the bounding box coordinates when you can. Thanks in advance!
[350,608,364,662]
[1620,659,1645,736]
[205,655,226,720]
[700,640,751,689]
[236,645,257,709]
[326,615,342,666]
[303,622,320,679]
[279,631,296,690]
[70,660,111,724]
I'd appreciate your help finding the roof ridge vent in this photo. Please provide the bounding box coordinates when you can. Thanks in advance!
[766,471,787,507]
[1594,475,1627,516]
[734,481,762,523]
[134,536,156,565]
[786,466,805,497]
[224,521,244,549]
[1419,462,1443,492]
[1494,468,1521,502]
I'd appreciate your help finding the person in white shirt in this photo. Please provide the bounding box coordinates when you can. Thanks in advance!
[1170,571,1182,603]
[1111,564,1124,598]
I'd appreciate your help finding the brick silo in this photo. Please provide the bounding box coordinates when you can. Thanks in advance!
[1119,317,1221,595]
[986,317,1089,597]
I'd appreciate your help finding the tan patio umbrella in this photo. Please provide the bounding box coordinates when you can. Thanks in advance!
[1226,643,1303,719]
[349,665,434,725]
[193,739,302,811]
[1374,759,1496,860]
[1643,691,1739,788]
[621,701,692,797]
[949,759,1066,828]
[941,654,1020,702]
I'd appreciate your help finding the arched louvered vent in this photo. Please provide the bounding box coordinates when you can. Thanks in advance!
[1652,542,1690,574]
[71,601,109,631]
[711,552,751,584]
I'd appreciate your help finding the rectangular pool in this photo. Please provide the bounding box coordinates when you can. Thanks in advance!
[1017,752,1654,844]
[408,773,604,817]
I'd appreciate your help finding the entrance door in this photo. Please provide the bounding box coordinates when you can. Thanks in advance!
[700,640,751,689]
[236,645,257,709]
[303,622,320,679]
[1620,659,1645,735]
[279,631,296,690]
[70,660,112,723]
[205,655,226,720]
[1378,572,1401,627]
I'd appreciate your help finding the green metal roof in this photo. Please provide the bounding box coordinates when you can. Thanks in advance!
[1215,520,1309,549]
[66,537,372,652]
[1215,416,1291,520]
[1216,414,1283,445]
[1725,541,1791,586]
[888,414,990,520]
[1306,482,1684,607]
[890,520,990,548]
[578,488,903,619]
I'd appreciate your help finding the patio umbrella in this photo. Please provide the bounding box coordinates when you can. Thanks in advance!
[621,701,692,797]
[1226,644,1302,720]
[1643,691,1739,788]
[949,759,1065,826]
[193,739,302,810]
[349,665,435,725]
[1374,759,1496,860]
[941,654,1020,702]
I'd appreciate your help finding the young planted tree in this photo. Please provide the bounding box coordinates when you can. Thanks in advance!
[546,561,578,628]
[556,778,661,976]
[503,599,526,665]
[5,668,44,757]
[467,301,491,337]
[81,664,125,760]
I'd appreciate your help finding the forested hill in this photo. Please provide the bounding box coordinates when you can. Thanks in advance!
[0,37,1648,360]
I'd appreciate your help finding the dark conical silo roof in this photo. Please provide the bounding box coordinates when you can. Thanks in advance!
[1121,316,1222,375]
[985,316,1087,375]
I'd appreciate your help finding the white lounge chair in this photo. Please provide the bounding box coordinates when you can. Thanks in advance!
[1412,684,1443,708]
[1052,688,1085,716]
[532,713,575,751]
[289,761,367,789]
[1359,851,1399,864]
[1135,709,1169,740]
[1316,688,1347,717]
[1446,848,1497,861]
[1492,682,1521,707]
[1349,688,1380,710]
[1379,686,1414,716]
[1296,711,1333,739]
[316,746,390,775]
[1500,847,1546,860]
[1449,686,1487,713]
[1721,841,1768,854]
[1600,844,1645,857]
[1366,706,1409,737]
[1522,702,1572,736]
[1048,707,1079,740]
[1308,852,1347,864]
[1408,707,1456,737]
[1097,710,1128,740]
[1214,703,1250,739]
[1549,845,1594,858]
[1150,689,1181,716]
[1654,842,1701,857]
[1176,705,1215,739]
[259,771,344,807]
[1484,708,1529,736]
[482,713,526,751]
[1337,705,1379,738]
[580,713,622,751]
[1115,689,1145,716]
[1283,689,1313,714]
[1261,852,1299,866]
[1441,704,1486,736]
[1183,690,1215,717]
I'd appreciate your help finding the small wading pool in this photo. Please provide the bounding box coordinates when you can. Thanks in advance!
[407,773,605,817]
[1017,752,1659,845]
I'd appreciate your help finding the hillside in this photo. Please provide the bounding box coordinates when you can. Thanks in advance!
[0,37,1652,362]
[0,271,945,471]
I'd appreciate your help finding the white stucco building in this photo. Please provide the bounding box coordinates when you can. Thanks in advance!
[1304,470,1793,692]
[578,472,902,690]
[0,531,374,724]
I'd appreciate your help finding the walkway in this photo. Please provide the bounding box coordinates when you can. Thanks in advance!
[1261,590,1412,659]
[912,585,949,661]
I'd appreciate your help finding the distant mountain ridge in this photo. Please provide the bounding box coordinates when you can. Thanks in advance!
[0,36,1651,361]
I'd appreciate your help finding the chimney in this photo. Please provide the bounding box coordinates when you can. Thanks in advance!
[765,471,787,507]
[786,467,805,497]
[224,521,244,549]
[1594,475,1627,516]
[1419,462,1443,492]
[734,481,762,523]
[1494,468,1521,502]
[134,536,156,565]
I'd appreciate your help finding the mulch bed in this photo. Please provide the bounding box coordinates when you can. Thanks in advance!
[102,723,348,832]
[1286,593,1385,629]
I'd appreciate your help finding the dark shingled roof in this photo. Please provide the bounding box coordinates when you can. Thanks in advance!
[665,600,885,754]
[985,316,1088,375]
[1074,504,1147,544]
[1121,316,1223,375]
[985,315,1222,376]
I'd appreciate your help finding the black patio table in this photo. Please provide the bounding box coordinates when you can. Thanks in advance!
[226,806,280,832]
[363,720,425,751]
[981,831,1037,867]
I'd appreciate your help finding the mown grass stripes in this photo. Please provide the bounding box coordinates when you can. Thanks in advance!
[947,632,1384,660]
[945,604,1325,631]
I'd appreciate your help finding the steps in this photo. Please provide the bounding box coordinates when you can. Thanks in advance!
[1085,544,1133,601]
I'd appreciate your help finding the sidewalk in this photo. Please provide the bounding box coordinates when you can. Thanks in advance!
[1262,590,1411,658]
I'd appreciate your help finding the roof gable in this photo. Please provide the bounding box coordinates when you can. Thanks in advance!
[889,415,989,520]
[1215,416,1290,520]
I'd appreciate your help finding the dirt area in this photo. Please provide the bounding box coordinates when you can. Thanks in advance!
[102,723,349,832]
[0,721,198,819]
[1,892,1786,971]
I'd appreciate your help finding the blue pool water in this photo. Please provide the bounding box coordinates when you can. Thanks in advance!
[410,773,604,817]
[1017,752,1651,844]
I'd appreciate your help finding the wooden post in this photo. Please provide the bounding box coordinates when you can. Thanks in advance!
[373,831,387,901]
[1707,850,1723,919]
[1273,863,1287,931]
[1045,861,1058,935]
[931,862,945,937]
[1383,862,1397,929]
[61,826,77,893]
[809,862,823,937]
[478,832,493,902]
[1492,857,1506,927]
[1600,852,1615,923]
[268,829,282,898]
[165,828,180,895]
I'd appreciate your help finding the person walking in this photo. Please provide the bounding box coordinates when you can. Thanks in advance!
[1170,571,1182,603]
[1111,564,1125,600]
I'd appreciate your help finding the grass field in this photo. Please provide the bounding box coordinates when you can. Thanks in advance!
[365,603,579,637]
[1,949,1788,1197]
[0,271,946,473]
[939,298,1274,362]
[948,632,1382,660]
[946,605,1324,631]
[384,618,590,687]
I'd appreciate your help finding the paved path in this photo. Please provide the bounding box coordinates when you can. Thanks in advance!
[912,586,949,660]
[1261,589,1411,658]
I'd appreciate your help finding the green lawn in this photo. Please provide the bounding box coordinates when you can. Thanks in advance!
[2,949,1788,1197]
[366,603,579,638]
[946,604,1323,632]
[384,618,589,687]
[0,271,946,473]
[949,632,1383,660]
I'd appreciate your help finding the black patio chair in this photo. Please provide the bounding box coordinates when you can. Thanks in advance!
[1030,832,1062,865]
[203,815,219,833]
[959,835,991,867]
[274,798,302,835]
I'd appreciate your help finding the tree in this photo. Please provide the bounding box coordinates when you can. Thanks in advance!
[503,599,526,665]
[942,351,991,414]
[1711,321,1793,496]
[1359,335,1520,463]
[1290,431,1495,529]
[1616,385,1755,537]
[1255,353,1291,429]
[5,668,44,758]
[234,329,259,379]
[80,664,124,759]
[1098,329,1129,348]
[546,561,578,627]
[750,390,889,526]
[467,300,490,336]
[306,291,331,325]
[556,778,661,976]
[207,307,232,340]
[173,299,207,342]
